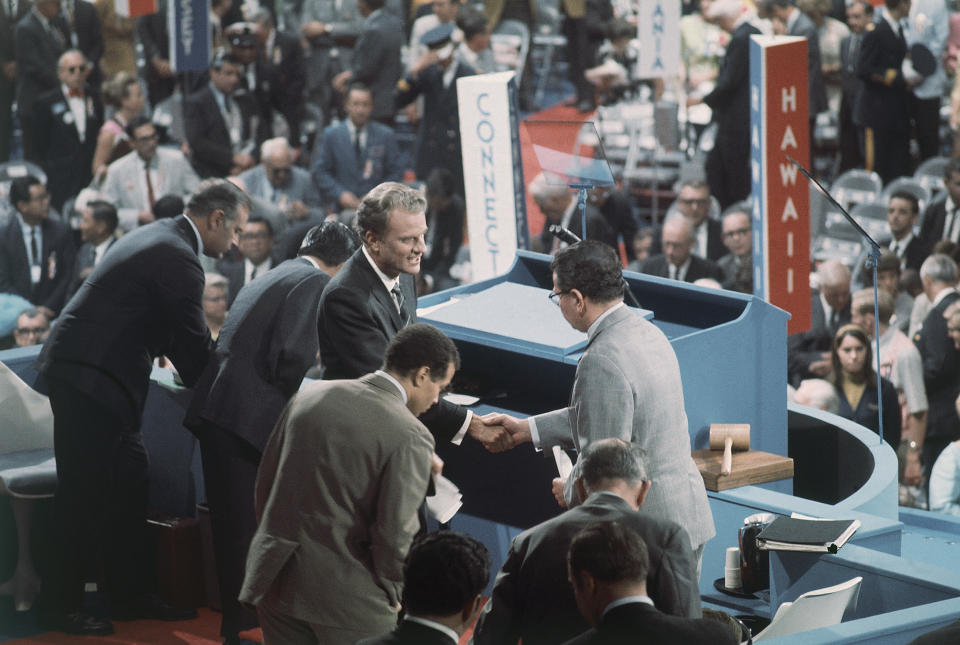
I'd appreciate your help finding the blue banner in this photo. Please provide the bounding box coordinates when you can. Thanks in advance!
[169,0,210,73]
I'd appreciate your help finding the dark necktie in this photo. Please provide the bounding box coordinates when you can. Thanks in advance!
[30,227,39,265]
[391,283,409,325]
[898,22,905,44]
[354,129,363,160]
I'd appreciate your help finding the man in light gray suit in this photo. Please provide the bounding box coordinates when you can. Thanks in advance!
[238,137,325,224]
[487,241,715,565]
[101,117,200,232]
[239,323,459,645]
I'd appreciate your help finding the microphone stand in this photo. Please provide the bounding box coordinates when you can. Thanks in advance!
[787,156,884,446]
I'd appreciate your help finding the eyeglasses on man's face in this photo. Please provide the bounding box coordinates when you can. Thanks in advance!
[548,290,571,306]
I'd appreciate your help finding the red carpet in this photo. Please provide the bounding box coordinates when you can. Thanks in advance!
[4,609,225,645]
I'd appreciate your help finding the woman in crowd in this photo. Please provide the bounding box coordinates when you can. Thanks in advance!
[831,324,901,448]
[91,72,145,181]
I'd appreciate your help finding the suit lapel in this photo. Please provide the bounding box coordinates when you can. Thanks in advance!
[351,250,406,331]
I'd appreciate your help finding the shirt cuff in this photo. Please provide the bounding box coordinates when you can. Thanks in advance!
[529,416,542,451]
[451,409,471,445]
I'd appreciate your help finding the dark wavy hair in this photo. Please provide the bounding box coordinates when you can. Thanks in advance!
[551,240,624,303]
[830,324,876,390]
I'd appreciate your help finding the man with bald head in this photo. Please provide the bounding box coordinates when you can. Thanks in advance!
[33,49,103,210]
[788,259,852,385]
[239,136,324,223]
[640,214,722,283]
[717,209,752,293]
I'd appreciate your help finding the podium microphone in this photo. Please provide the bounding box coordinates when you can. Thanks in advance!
[548,224,581,246]
[546,225,640,309]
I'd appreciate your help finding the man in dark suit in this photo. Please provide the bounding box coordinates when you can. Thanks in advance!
[0,0,30,161]
[312,83,405,213]
[184,50,258,178]
[185,222,358,645]
[224,23,276,146]
[421,167,464,291]
[758,0,828,123]
[33,49,103,211]
[641,214,723,283]
[787,259,851,385]
[838,1,872,172]
[882,191,931,272]
[69,199,118,297]
[854,0,913,184]
[358,531,491,645]
[0,175,76,319]
[15,0,71,162]
[717,208,753,293]
[915,254,960,483]
[35,179,250,636]
[589,186,638,261]
[661,179,726,261]
[331,0,403,126]
[919,158,960,248]
[563,522,737,645]
[252,10,306,148]
[135,0,175,107]
[474,439,703,645]
[396,22,475,196]
[697,2,761,209]
[316,181,510,450]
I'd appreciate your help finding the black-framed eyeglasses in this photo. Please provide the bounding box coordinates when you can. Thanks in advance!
[722,228,751,239]
[16,326,48,335]
[548,290,570,306]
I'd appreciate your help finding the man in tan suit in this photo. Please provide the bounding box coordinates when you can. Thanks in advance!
[239,323,460,645]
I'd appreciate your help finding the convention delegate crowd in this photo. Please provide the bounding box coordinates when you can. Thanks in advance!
[2,0,960,643]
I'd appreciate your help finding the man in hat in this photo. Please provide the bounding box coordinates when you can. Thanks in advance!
[395,22,475,197]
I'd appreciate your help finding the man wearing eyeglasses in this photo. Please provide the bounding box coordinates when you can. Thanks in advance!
[12,307,50,347]
[717,208,753,294]
[102,116,201,232]
[32,49,103,211]
[661,179,725,262]
[484,241,715,571]
[217,215,277,306]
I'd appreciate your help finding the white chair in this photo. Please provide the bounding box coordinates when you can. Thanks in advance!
[753,576,862,641]
[0,361,57,612]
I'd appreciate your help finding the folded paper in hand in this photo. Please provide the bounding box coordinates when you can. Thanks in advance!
[426,474,463,524]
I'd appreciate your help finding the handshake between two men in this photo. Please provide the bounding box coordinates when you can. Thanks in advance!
[471,411,569,508]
